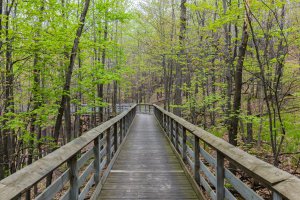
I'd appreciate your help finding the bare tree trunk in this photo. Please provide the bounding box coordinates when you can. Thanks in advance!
[246,89,253,144]
[53,0,90,143]
[98,12,108,122]
[174,0,187,116]
[230,5,249,146]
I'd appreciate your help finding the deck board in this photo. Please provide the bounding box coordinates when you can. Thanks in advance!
[98,114,199,199]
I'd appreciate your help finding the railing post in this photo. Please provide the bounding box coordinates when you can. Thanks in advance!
[114,123,118,152]
[167,117,170,137]
[68,154,79,200]
[170,118,174,142]
[216,151,225,200]
[175,121,179,151]
[106,127,111,165]
[273,192,282,200]
[120,119,123,143]
[164,114,167,131]
[182,127,187,163]
[123,117,126,136]
[194,135,200,185]
[94,135,100,184]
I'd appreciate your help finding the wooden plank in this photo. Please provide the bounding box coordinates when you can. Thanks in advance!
[78,148,94,169]
[91,114,135,200]
[98,114,199,200]
[225,167,263,200]
[100,157,107,171]
[216,151,225,200]
[193,127,293,186]
[0,105,137,200]
[200,176,216,200]
[273,191,282,200]
[79,175,95,200]
[79,160,94,187]
[182,127,187,163]
[200,146,263,199]
[60,189,70,200]
[175,121,179,151]
[187,146,195,160]
[99,135,106,148]
[113,123,118,152]
[68,155,79,199]
[94,136,101,184]
[99,147,106,159]
[106,127,111,165]
[36,169,69,200]
[187,156,195,171]
[199,160,236,200]
[153,104,300,200]
[272,177,300,200]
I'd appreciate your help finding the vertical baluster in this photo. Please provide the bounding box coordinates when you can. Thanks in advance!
[26,189,31,200]
[167,116,170,137]
[124,115,127,132]
[114,123,118,152]
[164,115,166,131]
[175,121,179,151]
[182,127,187,163]
[106,127,111,165]
[170,118,173,141]
[273,192,282,200]
[216,151,225,200]
[166,116,168,135]
[163,114,166,130]
[94,135,100,184]
[68,154,79,200]
[123,117,126,136]
[194,135,200,185]
[120,119,123,143]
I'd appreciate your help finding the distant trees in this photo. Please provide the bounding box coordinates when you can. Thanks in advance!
[0,0,299,180]
[0,0,131,179]
[127,0,300,168]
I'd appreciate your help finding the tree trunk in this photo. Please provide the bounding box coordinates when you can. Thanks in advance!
[53,0,91,143]
[174,0,187,116]
[98,13,108,122]
[229,8,249,146]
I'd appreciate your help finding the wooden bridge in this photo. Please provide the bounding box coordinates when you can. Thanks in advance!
[0,104,299,200]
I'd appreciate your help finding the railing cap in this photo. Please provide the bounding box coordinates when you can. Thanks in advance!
[0,104,137,200]
[153,104,300,200]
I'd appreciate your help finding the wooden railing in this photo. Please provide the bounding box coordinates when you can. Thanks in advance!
[1,103,299,200]
[153,104,300,200]
[136,103,153,114]
[0,104,137,200]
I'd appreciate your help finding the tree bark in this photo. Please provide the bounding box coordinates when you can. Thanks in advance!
[229,6,249,146]
[174,0,187,116]
[53,0,91,143]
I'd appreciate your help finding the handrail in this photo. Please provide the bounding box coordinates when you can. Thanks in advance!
[0,104,137,200]
[153,104,300,200]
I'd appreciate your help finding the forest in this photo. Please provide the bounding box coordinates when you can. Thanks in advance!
[0,0,299,184]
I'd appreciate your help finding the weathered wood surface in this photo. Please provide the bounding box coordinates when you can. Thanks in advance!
[154,105,300,200]
[0,105,137,200]
[98,114,200,199]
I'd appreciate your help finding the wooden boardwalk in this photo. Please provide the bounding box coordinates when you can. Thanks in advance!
[98,114,199,199]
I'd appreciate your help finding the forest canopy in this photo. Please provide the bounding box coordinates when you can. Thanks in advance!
[0,0,299,182]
